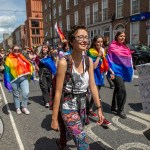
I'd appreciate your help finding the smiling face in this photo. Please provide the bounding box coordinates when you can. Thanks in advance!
[116,32,126,44]
[42,45,49,54]
[71,29,89,52]
[95,37,103,49]
[12,46,20,56]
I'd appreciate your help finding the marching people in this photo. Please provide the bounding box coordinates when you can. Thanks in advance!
[107,31,134,119]
[87,35,111,126]
[4,45,33,115]
[51,25,104,150]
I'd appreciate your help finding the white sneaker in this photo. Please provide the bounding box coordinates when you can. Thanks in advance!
[22,108,30,115]
[45,103,49,108]
[16,108,22,115]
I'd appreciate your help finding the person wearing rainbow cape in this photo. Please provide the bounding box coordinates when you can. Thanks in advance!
[87,35,112,126]
[4,45,33,115]
[107,31,134,119]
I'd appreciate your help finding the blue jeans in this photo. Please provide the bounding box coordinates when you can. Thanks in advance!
[11,76,29,109]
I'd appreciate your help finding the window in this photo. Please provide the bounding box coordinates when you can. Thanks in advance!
[31,20,39,27]
[91,30,94,38]
[58,4,62,16]
[45,3,47,10]
[74,0,78,5]
[74,11,78,25]
[49,13,51,21]
[53,0,56,3]
[102,0,108,21]
[66,15,70,31]
[53,7,56,19]
[93,2,99,23]
[32,29,40,35]
[131,0,140,15]
[116,0,123,18]
[50,27,52,37]
[45,15,48,23]
[131,22,139,44]
[59,20,62,30]
[103,27,110,37]
[66,0,69,10]
[85,6,90,25]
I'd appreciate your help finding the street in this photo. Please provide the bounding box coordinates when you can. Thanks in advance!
[0,71,150,150]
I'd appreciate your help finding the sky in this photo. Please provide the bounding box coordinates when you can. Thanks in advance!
[0,0,26,42]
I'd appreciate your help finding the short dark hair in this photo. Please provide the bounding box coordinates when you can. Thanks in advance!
[68,25,88,49]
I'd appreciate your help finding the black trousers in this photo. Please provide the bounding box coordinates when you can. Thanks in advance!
[39,73,52,103]
[111,76,126,112]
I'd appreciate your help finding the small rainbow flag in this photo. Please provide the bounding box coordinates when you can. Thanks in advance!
[54,22,65,43]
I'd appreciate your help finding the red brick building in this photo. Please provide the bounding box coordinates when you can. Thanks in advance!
[25,0,44,47]
[42,0,150,46]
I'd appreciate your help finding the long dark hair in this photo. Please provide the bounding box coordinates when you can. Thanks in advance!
[115,31,127,45]
[39,45,51,58]
[90,35,103,49]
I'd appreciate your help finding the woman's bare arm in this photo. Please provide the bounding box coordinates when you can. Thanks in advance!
[52,58,67,121]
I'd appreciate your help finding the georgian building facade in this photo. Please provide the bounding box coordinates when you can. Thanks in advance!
[42,0,150,46]
[25,0,44,47]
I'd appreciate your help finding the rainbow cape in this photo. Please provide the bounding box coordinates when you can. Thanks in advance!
[54,22,65,43]
[87,48,99,61]
[4,53,33,92]
[107,41,134,82]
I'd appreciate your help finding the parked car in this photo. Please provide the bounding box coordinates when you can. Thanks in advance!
[127,44,150,67]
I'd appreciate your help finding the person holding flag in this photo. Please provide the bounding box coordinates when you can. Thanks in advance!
[38,44,56,108]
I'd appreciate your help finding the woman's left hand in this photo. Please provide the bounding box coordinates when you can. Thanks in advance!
[97,109,105,125]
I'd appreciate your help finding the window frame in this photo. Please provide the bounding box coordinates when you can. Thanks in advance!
[66,0,70,10]
[130,22,139,44]
[131,0,140,15]
[74,11,78,25]
[66,15,70,31]
[116,0,124,19]
[102,0,108,21]
[93,2,99,23]
[85,6,90,25]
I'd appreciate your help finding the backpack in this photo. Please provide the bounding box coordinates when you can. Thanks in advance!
[49,54,90,110]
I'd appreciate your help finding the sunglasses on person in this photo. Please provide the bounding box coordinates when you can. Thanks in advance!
[13,49,20,53]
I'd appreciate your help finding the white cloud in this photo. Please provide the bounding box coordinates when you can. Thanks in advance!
[0,15,17,42]
[0,15,16,27]
[0,0,26,43]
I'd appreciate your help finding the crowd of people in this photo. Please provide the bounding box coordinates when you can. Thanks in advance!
[0,25,134,150]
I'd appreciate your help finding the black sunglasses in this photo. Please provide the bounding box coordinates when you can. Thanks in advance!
[13,49,20,53]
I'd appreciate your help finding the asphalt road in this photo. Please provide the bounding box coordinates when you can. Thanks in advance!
[0,71,150,150]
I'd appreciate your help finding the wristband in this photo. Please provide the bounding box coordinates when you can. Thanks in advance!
[96,106,101,109]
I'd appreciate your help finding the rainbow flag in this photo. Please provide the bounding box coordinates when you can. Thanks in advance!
[87,48,99,61]
[4,53,33,92]
[54,22,65,43]
[107,41,134,82]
